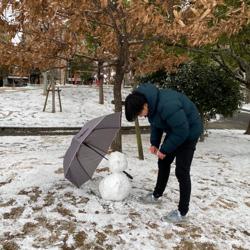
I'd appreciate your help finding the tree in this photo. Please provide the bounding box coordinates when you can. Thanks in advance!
[181,24,250,134]
[139,62,243,139]
[1,0,249,149]
[0,65,8,86]
[209,24,250,134]
[69,56,95,84]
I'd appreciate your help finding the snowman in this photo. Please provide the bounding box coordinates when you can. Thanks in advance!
[99,151,131,201]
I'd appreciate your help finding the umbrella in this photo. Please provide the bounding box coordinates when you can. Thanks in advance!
[63,112,122,188]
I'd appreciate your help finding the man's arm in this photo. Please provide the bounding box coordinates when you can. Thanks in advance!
[150,125,163,149]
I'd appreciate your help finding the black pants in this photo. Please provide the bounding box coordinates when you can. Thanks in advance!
[153,139,197,216]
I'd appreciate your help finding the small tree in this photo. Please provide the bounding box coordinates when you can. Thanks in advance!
[1,0,249,149]
[0,65,8,86]
[139,62,243,137]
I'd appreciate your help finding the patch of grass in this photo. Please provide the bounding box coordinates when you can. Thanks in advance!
[44,191,56,206]
[0,199,16,207]
[0,179,12,187]
[174,239,216,250]
[3,207,25,219]
[56,204,74,217]
[145,221,159,229]
[54,167,64,174]
[95,231,107,246]
[74,231,87,247]
[2,241,19,250]
[22,222,39,234]
[18,187,42,202]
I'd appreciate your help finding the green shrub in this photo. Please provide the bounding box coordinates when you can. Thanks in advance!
[139,63,243,121]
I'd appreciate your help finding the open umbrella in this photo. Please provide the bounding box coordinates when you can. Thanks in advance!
[63,112,122,187]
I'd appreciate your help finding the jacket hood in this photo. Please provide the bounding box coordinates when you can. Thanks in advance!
[136,83,158,118]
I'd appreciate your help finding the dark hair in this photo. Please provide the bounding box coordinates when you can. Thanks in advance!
[125,91,147,122]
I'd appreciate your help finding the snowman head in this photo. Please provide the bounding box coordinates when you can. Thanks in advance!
[109,151,128,173]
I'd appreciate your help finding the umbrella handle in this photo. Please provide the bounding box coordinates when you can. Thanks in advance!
[123,171,133,179]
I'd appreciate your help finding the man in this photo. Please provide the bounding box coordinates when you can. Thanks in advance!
[125,83,203,223]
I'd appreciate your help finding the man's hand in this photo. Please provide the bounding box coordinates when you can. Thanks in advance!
[149,146,158,154]
[156,150,166,160]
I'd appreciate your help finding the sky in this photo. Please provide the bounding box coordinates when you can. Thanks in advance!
[0,85,250,250]
[2,5,21,45]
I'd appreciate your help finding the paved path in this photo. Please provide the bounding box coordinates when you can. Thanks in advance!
[208,111,249,130]
[0,110,249,136]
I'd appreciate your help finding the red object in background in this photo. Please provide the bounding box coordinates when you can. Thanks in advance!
[96,79,100,86]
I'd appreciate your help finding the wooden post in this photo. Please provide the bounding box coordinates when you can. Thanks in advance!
[131,82,144,160]
[42,71,48,95]
[57,88,62,112]
[43,84,62,112]
[98,61,104,104]
[135,117,144,160]
[43,84,50,112]
[51,81,55,113]
[111,99,144,159]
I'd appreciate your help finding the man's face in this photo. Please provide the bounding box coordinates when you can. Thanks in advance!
[138,103,148,118]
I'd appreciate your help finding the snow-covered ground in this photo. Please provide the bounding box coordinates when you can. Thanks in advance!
[0,85,141,127]
[0,85,250,250]
[243,103,250,110]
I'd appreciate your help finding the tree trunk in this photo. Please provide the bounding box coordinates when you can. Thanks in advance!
[123,73,129,87]
[246,89,250,103]
[51,80,56,113]
[245,119,250,134]
[42,71,48,95]
[111,35,128,152]
[199,112,207,142]
[111,65,124,152]
[107,66,111,84]
[244,70,250,134]
[98,61,104,104]
[245,68,250,102]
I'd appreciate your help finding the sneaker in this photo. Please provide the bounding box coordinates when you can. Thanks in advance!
[140,193,162,204]
[161,210,186,223]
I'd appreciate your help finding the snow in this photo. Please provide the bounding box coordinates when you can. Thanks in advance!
[108,151,128,173]
[0,85,250,250]
[242,103,250,112]
[99,152,131,201]
[99,172,131,201]
[0,84,148,127]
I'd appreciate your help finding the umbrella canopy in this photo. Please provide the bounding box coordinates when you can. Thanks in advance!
[63,112,121,187]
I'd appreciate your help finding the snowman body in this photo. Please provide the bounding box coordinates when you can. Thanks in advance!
[99,152,131,201]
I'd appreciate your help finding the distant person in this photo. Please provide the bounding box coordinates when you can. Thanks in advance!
[125,83,203,223]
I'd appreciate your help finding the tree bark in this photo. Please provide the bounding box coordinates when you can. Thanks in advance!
[245,69,250,103]
[111,67,123,152]
[244,69,250,134]
[111,43,126,151]
[245,119,250,134]
[51,80,56,113]
[110,25,130,151]
[199,112,207,142]
[98,61,104,104]
[42,71,48,96]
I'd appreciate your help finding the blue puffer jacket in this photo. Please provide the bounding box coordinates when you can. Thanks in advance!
[136,83,203,153]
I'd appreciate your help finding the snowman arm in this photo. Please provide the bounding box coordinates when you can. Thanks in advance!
[123,171,133,179]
